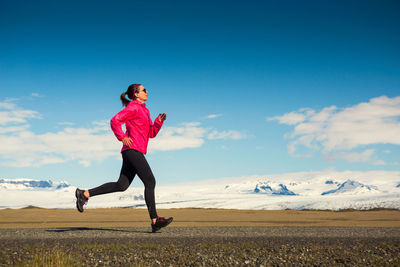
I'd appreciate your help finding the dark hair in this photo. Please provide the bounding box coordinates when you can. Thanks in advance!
[120,84,141,107]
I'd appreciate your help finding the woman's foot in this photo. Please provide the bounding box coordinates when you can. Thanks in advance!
[75,188,88,212]
[151,216,173,233]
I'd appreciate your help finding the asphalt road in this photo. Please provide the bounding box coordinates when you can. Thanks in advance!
[1,226,399,240]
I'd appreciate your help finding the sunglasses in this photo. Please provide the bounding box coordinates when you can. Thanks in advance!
[135,88,147,94]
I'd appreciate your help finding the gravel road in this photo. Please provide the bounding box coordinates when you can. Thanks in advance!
[1,226,399,239]
[1,226,399,266]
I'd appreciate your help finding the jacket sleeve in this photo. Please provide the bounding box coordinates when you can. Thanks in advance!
[149,117,164,138]
[110,106,135,141]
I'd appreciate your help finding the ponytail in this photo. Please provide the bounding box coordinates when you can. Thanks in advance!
[120,83,142,107]
[120,92,130,107]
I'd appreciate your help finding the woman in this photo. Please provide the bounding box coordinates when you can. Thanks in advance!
[75,83,173,233]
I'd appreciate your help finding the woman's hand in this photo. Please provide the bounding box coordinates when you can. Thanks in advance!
[122,137,133,148]
[157,113,167,122]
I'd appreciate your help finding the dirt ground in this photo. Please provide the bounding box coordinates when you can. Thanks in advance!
[0,207,399,228]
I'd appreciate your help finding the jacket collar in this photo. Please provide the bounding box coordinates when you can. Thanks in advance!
[131,100,146,107]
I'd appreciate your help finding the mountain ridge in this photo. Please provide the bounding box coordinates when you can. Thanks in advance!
[0,172,399,210]
[0,178,70,190]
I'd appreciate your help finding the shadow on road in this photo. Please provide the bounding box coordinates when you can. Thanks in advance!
[45,227,151,234]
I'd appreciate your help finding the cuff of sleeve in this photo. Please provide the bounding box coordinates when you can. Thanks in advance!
[155,118,164,126]
[118,135,128,141]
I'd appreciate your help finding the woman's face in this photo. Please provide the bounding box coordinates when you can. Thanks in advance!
[135,85,148,102]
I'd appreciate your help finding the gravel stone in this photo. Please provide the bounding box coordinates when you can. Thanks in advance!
[0,227,399,266]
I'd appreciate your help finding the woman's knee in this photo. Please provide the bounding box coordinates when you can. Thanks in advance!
[116,180,130,191]
[144,176,156,189]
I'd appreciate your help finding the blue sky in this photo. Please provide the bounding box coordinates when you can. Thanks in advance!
[1,0,399,188]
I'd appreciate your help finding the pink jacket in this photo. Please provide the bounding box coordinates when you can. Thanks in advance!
[110,100,163,154]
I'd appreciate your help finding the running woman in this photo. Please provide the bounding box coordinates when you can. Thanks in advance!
[75,83,173,233]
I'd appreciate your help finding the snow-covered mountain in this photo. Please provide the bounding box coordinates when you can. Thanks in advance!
[223,180,297,195]
[0,171,399,210]
[0,178,70,190]
[321,179,380,195]
[252,182,296,195]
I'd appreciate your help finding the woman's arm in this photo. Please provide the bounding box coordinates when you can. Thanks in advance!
[110,106,135,141]
[149,113,166,138]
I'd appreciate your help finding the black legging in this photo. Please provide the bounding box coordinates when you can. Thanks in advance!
[88,149,157,219]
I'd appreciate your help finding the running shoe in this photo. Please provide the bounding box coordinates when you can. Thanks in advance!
[151,216,173,233]
[75,188,88,212]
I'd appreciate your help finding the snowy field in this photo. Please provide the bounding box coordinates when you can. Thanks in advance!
[1,170,399,210]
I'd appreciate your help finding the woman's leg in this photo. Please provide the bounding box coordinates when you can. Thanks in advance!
[87,151,136,197]
[123,149,158,220]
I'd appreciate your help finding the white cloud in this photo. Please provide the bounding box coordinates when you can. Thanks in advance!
[58,122,75,126]
[0,100,119,167]
[0,101,16,110]
[372,160,386,166]
[0,99,246,167]
[0,125,30,134]
[268,96,400,164]
[330,149,374,163]
[207,114,222,119]
[293,153,314,159]
[207,130,246,140]
[150,122,247,151]
[0,123,120,167]
[268,112,306,125]
[268,108,315,125]
[181,122,201,127]
[323,150,387,165]
[339,149,375,163]
[31,93,44,98]
[149,123,206,151]
[79,160,92,167]
[0,99,41,125]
